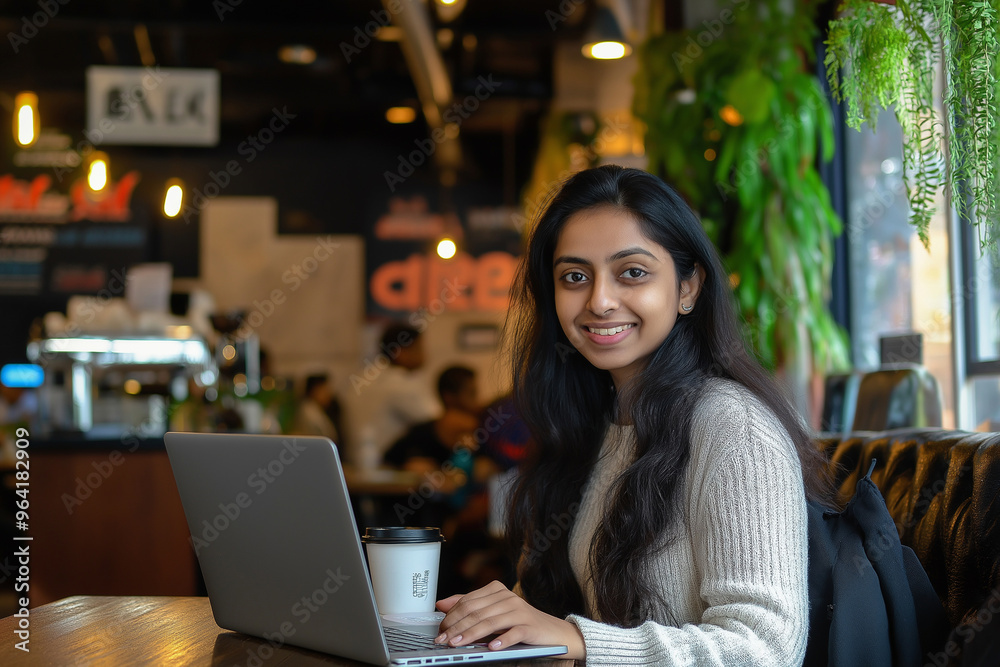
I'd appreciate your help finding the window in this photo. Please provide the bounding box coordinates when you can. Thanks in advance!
[964,228,1000,373]
[962,198,1000,430]
[843,107,956,428]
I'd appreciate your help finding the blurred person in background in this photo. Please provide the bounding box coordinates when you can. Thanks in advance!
[344,322,440,467]
[291,373,339,441]
[384,365,496,596]
[384,365,479,475]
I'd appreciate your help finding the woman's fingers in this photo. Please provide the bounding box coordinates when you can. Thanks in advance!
[483,625,529,651]
[436,582,511,634]
[435,594,463,613]
[437,581,508,625]
[434,581,586,661]
[447,605,523,644]
[441,590,514,634]
[437,584,529,645]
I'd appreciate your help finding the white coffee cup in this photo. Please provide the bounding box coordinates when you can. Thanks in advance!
[362,527,444,615]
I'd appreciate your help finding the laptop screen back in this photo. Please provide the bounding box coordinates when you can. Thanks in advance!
[164,432,391,665]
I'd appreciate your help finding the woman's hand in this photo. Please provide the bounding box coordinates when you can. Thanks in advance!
[434,580,586,661]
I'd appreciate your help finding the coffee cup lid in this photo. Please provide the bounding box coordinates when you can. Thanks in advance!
[362,526,444,544]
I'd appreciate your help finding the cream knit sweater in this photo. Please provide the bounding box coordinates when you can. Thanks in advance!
[565,379,809,666]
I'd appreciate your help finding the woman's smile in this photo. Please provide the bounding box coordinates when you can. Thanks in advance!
[581,322,636,345]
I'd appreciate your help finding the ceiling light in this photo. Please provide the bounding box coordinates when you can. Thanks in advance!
[582,6,632,60]
[278,44,317,65]
[436,238,457,259]
[386,107,417,124]
[435,0,466,22]
[587,42,629,59]
[163,179,184,218]
[437,28,454,50]
[376,26,403,42]
[87,151,110,191]
[14,92,39,147]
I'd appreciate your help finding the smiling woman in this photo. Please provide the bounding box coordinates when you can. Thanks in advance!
[432,165,836,665]
[552,205,702,388]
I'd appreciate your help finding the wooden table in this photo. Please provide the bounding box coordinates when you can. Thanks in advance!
[342,467,424,496]
[342,467,426,528]
[0,596,573,666]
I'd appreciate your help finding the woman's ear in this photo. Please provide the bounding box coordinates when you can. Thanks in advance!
[678,263,706,315]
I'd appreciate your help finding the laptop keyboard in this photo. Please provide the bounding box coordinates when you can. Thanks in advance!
[384,626,450,652]
[384,626,489,652]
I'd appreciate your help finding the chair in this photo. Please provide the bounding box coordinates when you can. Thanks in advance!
[820,370,863,435]
[816,428,1000,666]
[850,364,943,431]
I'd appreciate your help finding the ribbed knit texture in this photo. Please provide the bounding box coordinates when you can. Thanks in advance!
[566,379,809,666]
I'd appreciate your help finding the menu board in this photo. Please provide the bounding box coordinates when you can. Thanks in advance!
[0,171,148,296]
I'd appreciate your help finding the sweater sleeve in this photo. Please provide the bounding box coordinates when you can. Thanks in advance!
[566,388,809,666]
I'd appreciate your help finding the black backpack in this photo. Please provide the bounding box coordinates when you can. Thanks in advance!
[804,460,949,666]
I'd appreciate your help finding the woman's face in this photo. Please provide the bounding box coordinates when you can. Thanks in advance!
[552,206,701,388]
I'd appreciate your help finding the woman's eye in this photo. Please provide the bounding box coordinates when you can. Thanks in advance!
[622,268,647,279]
[563,271,586,284]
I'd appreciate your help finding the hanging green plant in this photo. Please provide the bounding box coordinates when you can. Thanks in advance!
[633,0,850,384]
[825,0,1000,249]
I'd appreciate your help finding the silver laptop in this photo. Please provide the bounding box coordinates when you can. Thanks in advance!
[164,431,567,666]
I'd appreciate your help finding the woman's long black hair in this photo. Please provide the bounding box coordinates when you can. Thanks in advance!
[505,165,831,626]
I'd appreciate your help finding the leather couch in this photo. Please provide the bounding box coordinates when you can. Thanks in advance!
[816,428,1000,665]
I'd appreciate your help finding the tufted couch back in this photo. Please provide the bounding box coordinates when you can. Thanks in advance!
[816,428,1000,636]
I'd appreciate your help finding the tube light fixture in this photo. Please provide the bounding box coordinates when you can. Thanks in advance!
[87,151,110,191]
[163,179,184,217]
[14,92,40,147]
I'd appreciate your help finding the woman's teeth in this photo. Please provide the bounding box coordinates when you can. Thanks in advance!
[587,324,634,336]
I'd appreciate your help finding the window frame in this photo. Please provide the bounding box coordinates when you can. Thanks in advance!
[961,209,1000,376]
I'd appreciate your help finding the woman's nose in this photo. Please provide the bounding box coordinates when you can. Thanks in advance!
[587,274,618,315]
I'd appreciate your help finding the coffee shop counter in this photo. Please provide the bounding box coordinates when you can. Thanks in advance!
[1,435,200,608]
[2,435,430,609]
